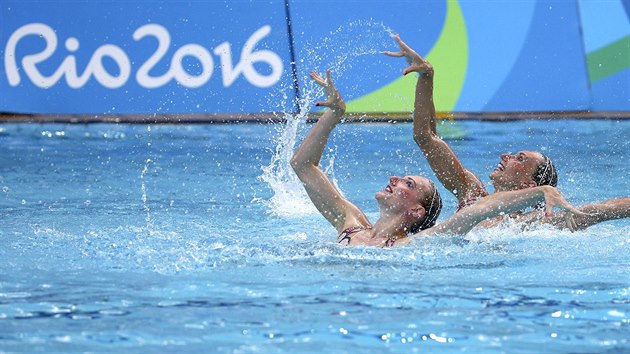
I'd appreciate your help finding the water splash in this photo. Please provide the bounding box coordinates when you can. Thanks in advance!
[258,20,395,217]
[301,20,396,79]
[140,158,154,230]
[257,81,318,217]
[0,174,5,194]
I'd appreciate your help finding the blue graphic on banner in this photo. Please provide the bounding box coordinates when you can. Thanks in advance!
[484,1,591,111]
[1,1,293,114]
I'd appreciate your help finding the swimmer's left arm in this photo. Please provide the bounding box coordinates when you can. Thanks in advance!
[385,34,485,203]
[291,70,369,232]
[413,186,586,238]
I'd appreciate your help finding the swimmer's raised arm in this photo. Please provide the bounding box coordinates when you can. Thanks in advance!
[385,34,486,203]
[290,71,369,232]
[408,186,586,239]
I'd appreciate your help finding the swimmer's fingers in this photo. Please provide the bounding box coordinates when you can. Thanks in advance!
[556,199,589,217]
[322,71,338,97]
[542,189,569,216]
[385,35,432,76]
[544,195,588,218]
[315,73,344,110]
[393,34,414,54]
[384,34,416,60]
[315,100,332,108]
[325,69,334,87]
[567,207,589,217]
[547,205,589,218]
[315,98,343,109]
[309,71,327,87]
[402,66,418,76]
[383,51,416,75]
[309,71,322,82]
[564,213,577,232]
[383,50,405,58]
[393,34,424,63]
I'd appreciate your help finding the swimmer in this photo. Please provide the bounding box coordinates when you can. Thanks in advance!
[385,34,630,230]
[290,70,585,247]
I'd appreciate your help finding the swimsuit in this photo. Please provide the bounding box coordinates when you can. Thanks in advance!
[337,226,370,246]
[337,226,402,248]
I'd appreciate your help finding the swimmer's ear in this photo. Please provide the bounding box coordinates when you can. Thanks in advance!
[408,206,426,219]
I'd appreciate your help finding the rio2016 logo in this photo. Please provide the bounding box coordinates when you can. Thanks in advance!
[4,23,284,89]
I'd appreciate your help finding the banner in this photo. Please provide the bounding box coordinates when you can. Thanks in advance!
[1,0,629,114]
[1,1,293,114]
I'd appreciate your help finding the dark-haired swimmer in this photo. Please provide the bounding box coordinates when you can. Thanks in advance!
[385,34,630,231]
[290,70,586,247]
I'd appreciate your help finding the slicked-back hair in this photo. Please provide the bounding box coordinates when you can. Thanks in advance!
[408,181,443,234]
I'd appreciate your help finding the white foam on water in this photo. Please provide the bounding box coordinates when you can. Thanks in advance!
[140,158,153,228]
[257,105,319,217]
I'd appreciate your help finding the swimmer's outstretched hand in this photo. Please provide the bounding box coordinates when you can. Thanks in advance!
[383,34,433,76]
[310,70,346,112]
[540,186,588,232]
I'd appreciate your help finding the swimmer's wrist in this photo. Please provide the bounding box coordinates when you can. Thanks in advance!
[419,67,434,77]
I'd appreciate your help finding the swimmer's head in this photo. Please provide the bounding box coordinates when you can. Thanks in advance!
[489,150,557,192]
[408,179,443,233]
[375,175,443,233]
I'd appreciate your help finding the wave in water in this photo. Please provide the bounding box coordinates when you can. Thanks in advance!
[6,220,628,277]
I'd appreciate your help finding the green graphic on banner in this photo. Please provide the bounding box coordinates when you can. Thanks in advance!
[586,35,630,83]
[346,0,468,112]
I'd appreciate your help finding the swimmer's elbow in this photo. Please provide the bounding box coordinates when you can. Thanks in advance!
[289,155,302,172]
[413,129,440,148]
[290,155,312,175]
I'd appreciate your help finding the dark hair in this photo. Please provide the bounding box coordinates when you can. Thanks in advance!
[533,154,557,187]
[532,154,557,210]
[408,181,443,234]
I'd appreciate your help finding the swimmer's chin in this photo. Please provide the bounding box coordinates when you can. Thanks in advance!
[375,191,389,202]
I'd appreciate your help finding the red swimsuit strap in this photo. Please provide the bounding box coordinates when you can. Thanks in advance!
[337,226,370,245]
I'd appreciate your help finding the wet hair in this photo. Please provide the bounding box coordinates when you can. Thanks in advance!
[532,154,558,210]
[408,181,443,234]
[533,154,558,187]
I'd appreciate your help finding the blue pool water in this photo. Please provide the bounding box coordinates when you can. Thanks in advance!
[0,119,629,352]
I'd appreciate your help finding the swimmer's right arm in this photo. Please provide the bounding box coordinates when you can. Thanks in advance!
[385,35,486,202]
[526,196,630,230]
[418,186,586,237]
[291,71,368,232]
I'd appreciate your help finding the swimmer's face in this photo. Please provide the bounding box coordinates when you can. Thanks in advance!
[490,150,545,191]
[376,175,431,212]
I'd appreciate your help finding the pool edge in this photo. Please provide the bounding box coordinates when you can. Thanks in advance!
[1,111,629,124]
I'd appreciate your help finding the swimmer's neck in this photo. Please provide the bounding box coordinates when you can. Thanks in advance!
[371,215,409,241]
[493,184,530,193]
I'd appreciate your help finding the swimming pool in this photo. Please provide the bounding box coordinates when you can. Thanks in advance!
[1,119,628,352]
